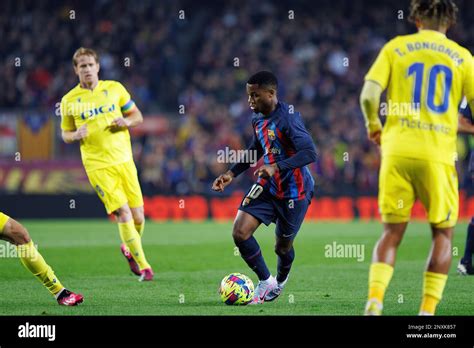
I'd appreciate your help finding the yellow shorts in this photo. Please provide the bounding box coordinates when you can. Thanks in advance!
[0,212,10,232]
[87,161,144,214]
[378,156,458,228]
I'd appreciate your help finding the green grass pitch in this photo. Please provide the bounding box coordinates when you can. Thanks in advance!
[1,220,473,315]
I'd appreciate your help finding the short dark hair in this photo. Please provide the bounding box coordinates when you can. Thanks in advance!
[247,71,278,90]
[409,0,458,27]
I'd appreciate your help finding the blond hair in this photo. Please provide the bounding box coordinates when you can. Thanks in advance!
[72,47,99,66]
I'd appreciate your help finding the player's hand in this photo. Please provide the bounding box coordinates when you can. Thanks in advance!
[110,117,131,129]
[254,164,279,178]
[368,130,381,146]
[74,124,88,141]
[211,173,233,192]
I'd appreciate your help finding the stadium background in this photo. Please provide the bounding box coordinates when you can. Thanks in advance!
[0,0,473,219]
[1,0,474,317]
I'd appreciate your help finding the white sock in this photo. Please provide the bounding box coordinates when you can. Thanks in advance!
[54,287,66,299]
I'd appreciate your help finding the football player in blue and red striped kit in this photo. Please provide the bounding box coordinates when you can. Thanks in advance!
[212,71,317,304]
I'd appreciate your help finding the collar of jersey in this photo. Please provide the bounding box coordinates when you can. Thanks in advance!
[418,29,447,38]
[77,80,103,92]
[254,101,282,119]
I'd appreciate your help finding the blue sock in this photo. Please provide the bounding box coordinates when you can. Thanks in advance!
[462,219,474,264]
[235,237,270,281]
[276,247,295,283]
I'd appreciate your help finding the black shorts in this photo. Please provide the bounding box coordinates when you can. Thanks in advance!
[238,184,312,240]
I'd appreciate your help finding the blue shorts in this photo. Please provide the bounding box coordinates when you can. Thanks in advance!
[238,184,312,240]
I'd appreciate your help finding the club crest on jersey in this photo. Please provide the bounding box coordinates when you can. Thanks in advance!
[102,89,108,97]
[267,129,276,141]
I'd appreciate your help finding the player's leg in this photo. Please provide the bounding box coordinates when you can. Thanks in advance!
[114,203,153,281]
[265,195,311,302]
[274,236,294,285]
[120,206,146,276]
[234,185,279,304]
[119,160,151,278]
[365,156,414,315]
[458,217,474,275]
[131,206,145,237]
[122,160,146,238]
[264,235,294,302]
[0,213,83,305]
[232,210,270,281]
[418,226,453,315]
[366,222,407,314]
[416,160,458,315]
[87,164,152,280]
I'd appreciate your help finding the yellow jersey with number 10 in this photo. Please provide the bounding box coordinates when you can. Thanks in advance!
[60,80,136,172]
[365,30,474,165]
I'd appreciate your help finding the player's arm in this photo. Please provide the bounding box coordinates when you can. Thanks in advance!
[61,127,87,143]
[458,111,474,134]
[110,82,143,129]
[360,42,391,146]
[212,133,263,192]
[60,98,87,143]
[255,113,317,178]
[110,104,143,128]
[459,56,474,133]
[360,80,384,145]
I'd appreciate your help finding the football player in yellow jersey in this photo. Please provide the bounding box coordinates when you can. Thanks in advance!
[0,212,83,305]
[360,0,474,315]
[60,47,153,281]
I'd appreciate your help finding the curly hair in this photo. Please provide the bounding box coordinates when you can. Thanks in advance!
[409,0,458,27]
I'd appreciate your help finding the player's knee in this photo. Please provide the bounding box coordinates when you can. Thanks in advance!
[275,244,293,257]
[114,206,132,222]
[232,225,250,243]
[132,209,144,225]
[11,225,31,246]
[381,229,404,247]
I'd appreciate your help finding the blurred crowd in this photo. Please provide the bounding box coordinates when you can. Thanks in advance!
[2,0,473,194]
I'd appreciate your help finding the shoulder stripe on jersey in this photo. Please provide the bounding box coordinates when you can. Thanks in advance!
[260,120,284,199]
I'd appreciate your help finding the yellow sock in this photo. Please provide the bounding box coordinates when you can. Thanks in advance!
[420,271,447,315]
[17,240,64,296]
[118,221,151,271]
[135,220,145,238]
[368,262,394,304]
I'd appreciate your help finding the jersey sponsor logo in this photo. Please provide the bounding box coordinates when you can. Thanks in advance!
[265,147,281,155]
[399,117,451,134]
[80,103,116,120]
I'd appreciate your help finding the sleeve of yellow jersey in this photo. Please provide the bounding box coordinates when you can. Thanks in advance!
[60,97,76,131]
[116,82,136,115]
[364,41,392,90]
